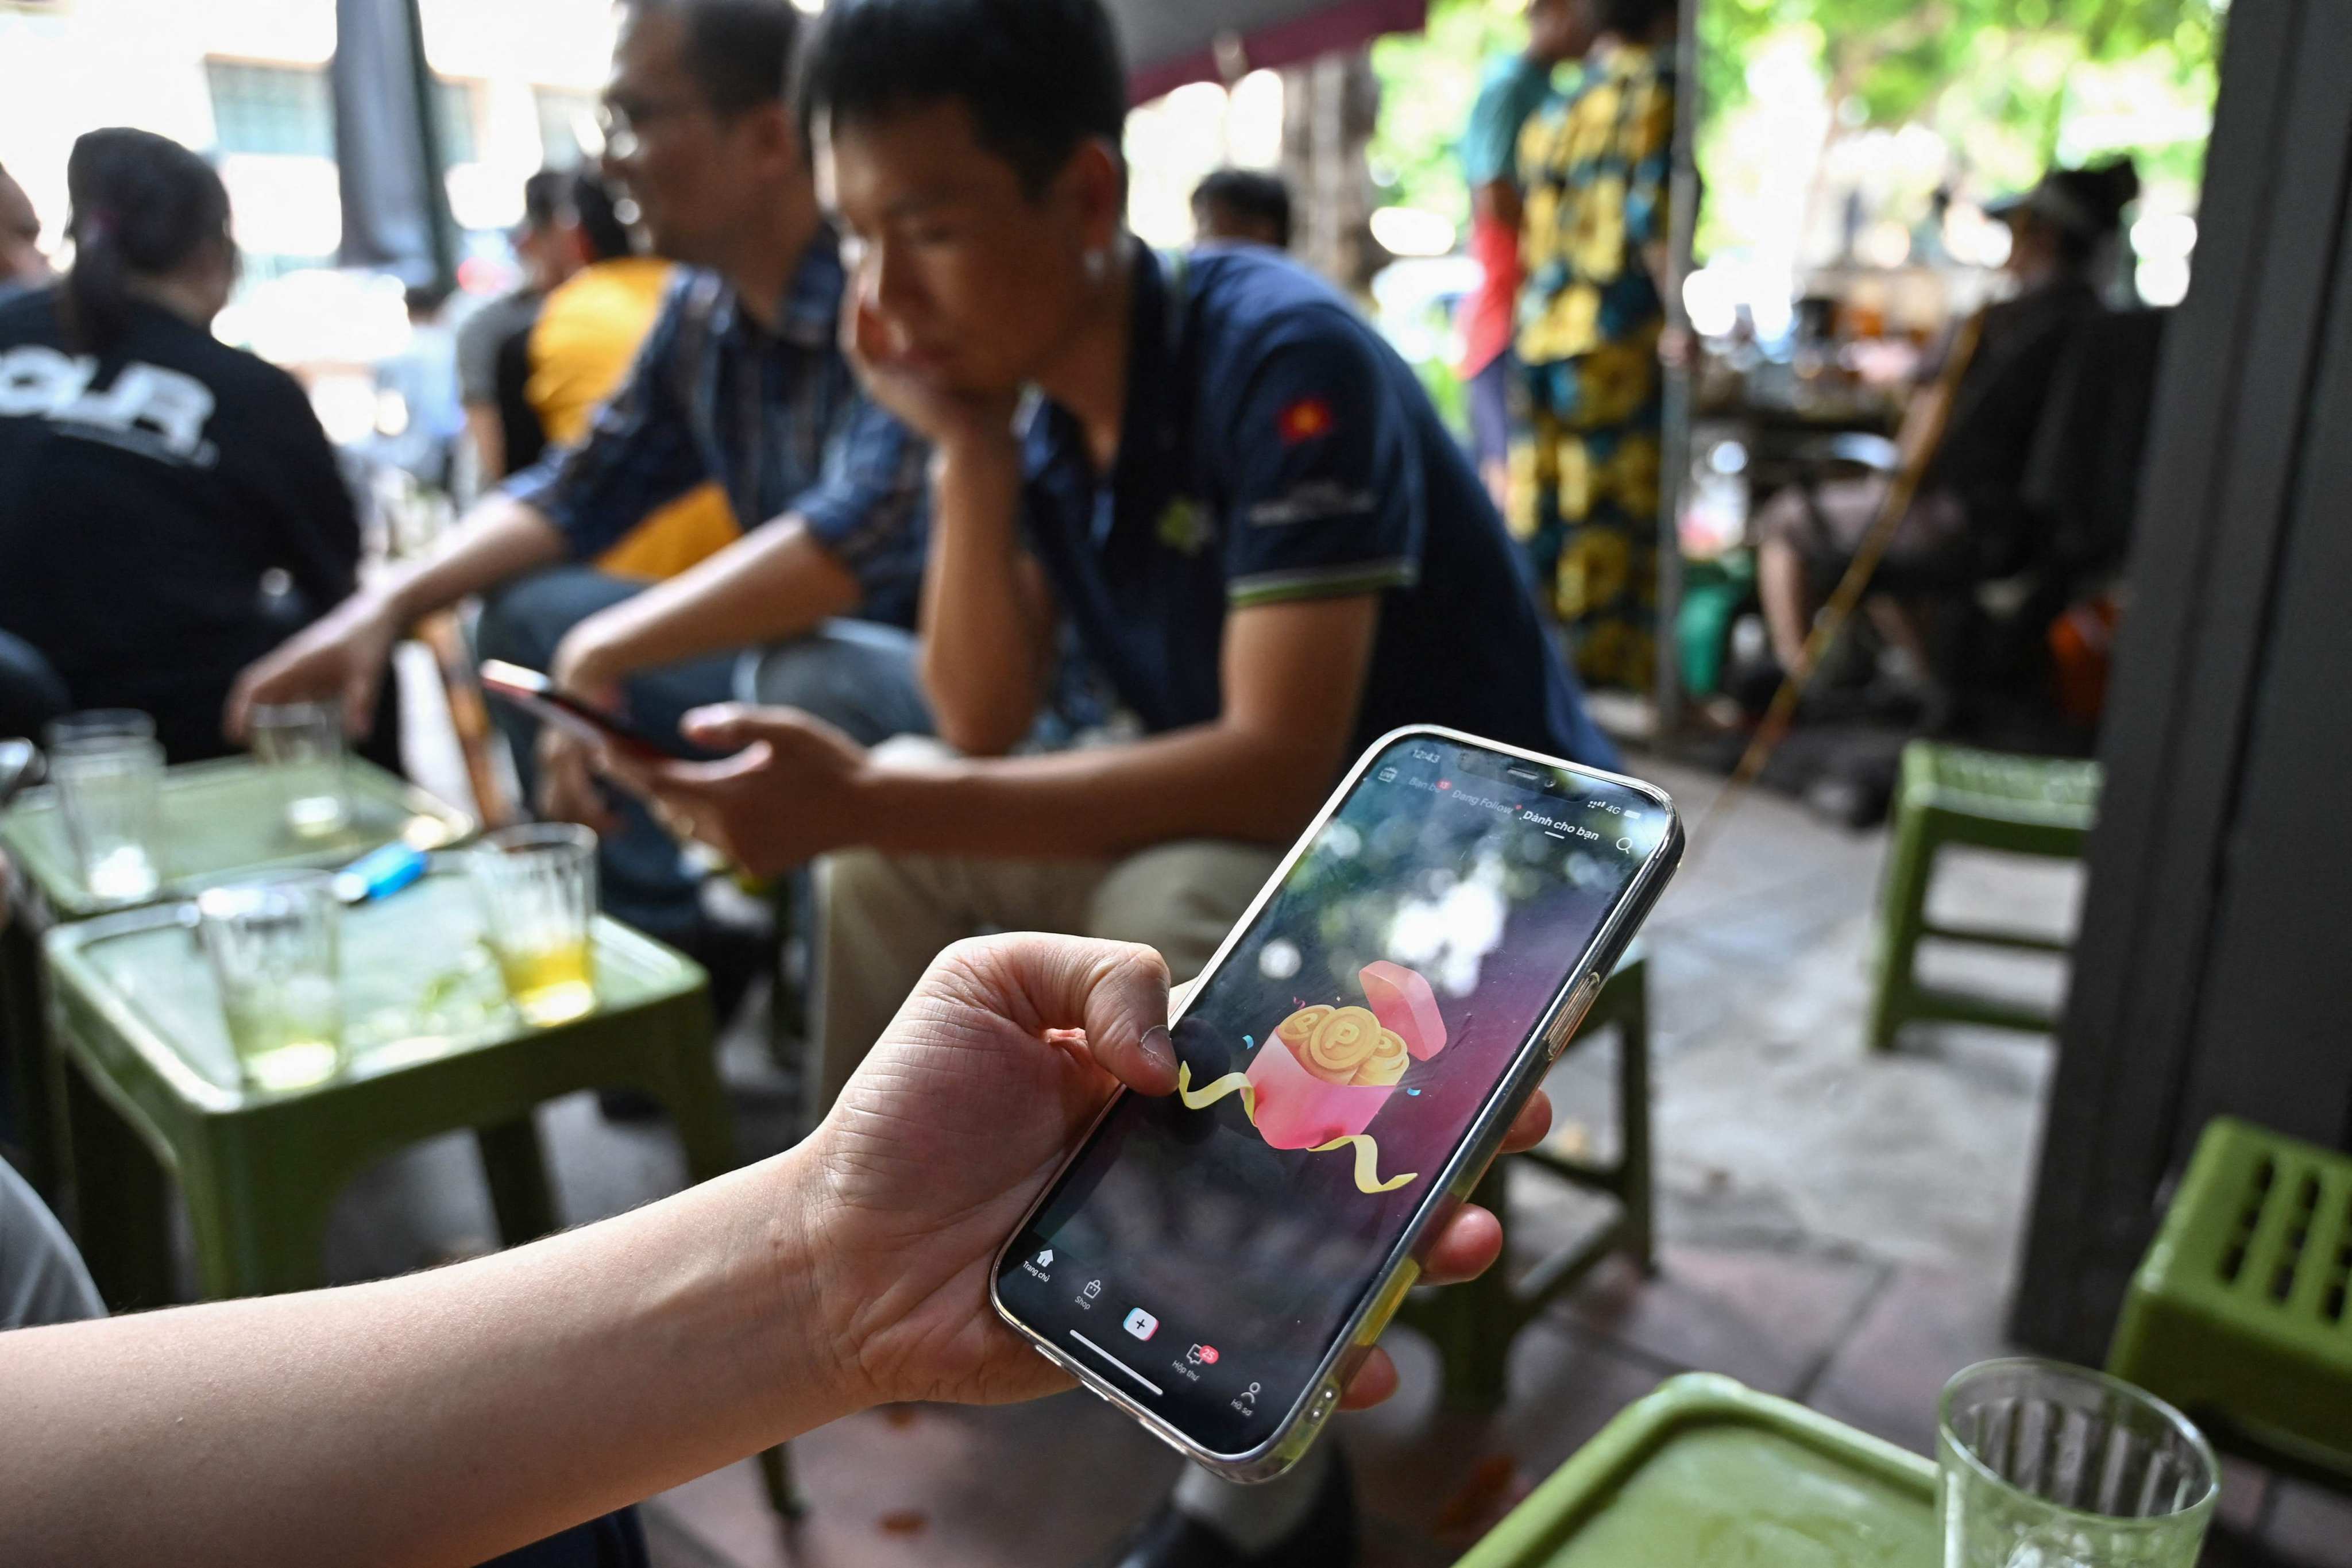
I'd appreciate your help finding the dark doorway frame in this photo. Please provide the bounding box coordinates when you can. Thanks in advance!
[2013,0,2352,1361]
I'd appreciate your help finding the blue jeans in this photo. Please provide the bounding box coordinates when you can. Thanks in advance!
[476,567,933,941]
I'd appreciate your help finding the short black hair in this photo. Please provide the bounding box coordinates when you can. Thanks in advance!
[793,0,1129,198]
[522,168,570,231]
[628,0,801,117]
[567,171,636,264]
[1192,168,1292,250]
[63,128,231,353]
[1597,0,1677,37]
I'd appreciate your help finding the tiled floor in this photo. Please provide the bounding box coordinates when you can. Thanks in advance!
[320,750,2352,1566]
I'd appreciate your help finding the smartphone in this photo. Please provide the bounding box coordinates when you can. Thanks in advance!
[990,726,1681,1482]
[476,660,721,763]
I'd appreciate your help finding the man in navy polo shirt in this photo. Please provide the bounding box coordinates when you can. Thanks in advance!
[615,2,1616,1561]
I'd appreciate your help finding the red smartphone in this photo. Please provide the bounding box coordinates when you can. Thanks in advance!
[477,660,724,763]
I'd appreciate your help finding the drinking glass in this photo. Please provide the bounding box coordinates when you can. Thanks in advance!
[1938,1358,2218,1568]
[196,872,345,1092]
[248,698,350,840]
[45,709,156,748]
[49,735,164,903]
[469,824,597,1025]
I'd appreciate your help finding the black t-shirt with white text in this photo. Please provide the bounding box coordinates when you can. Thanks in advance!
[0,288,361,759]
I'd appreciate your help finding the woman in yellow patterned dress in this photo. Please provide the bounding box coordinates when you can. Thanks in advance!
[1512,0,1677,690]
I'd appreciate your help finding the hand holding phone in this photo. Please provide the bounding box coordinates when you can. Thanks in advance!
[477,661,723,763]
[791,928,1548,1418]
[991,728,1681,1481]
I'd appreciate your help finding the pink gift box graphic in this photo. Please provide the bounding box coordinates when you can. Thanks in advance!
[1242,963,1450,1150]
[1245,1028,1398,1149]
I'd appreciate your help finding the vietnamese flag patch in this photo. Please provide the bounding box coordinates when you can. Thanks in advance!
[1277,396,1335,445]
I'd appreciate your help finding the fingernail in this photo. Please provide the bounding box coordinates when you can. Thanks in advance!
[1139,1025,1176,1077]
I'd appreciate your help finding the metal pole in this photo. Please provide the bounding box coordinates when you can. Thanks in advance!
[399,0,458,297]
[1652,0,1705,742]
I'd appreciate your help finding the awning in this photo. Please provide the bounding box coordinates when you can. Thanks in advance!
[1114,0,1428,103]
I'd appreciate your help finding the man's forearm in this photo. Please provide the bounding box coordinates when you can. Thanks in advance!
[857,721,1337,860]
[559,516,859,685]
[374,496,569,628]
[918,443,1054,755]
[0,1153,844,1568]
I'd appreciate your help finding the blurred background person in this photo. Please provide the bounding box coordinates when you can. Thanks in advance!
[374,281,466,492]
[1189,166,1292,250]
[1752,159,2141,689]
[458,168,576,485]
[1515,0,1679,693]
[227,0,929,987]
[0,162,51,303]
[0,129,387,766]
[519,169,738,581]
[1455,0,1593,510]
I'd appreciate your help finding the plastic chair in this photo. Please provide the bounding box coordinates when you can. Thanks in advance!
[1866,741,2100,1051]
[1397,953,1652,1410]
[2108,1117,2352,1487]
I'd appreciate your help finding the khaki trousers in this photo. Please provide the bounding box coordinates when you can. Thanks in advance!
[812,827,1281,1118]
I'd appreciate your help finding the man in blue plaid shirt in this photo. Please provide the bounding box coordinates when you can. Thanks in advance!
[230,0,930,951]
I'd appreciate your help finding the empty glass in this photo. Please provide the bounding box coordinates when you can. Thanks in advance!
[248,698,349,840]
[49,733,164,903]
[1938,1358,2218,1568]
[469,824,597,1026]
[45,709,156,749]
[196,872,344,1092]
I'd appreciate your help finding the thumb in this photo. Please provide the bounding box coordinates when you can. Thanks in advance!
[678,702,762,750]
[960,933,1177,1096]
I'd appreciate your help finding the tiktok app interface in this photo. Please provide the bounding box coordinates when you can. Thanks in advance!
[997,736,1671,1455]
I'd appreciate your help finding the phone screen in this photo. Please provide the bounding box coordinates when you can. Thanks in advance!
[995,734,1672,1458]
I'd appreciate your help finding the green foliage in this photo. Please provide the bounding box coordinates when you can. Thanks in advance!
[1691,0,2221,260]
[1364,0,2223,272]
[1700,0,2223,142]
[1370,0,1538,217]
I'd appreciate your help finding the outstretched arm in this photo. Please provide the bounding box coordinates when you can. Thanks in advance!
[0,934,1547,1568]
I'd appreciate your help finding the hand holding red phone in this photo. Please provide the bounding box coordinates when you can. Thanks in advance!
[596,702,875,875]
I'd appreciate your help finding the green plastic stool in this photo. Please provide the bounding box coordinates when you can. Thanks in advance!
[1867,742,2100,1052]
[2107,1117,2352,1486]
[1397,953,1652,1411]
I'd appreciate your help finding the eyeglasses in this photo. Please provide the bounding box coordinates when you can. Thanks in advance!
[596,94,694,159]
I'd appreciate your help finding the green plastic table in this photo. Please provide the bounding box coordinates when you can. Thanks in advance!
[0,755,474,1195]
[0,754,474,920]
[43,865,729,1307]
[1457,1373,1940,1567]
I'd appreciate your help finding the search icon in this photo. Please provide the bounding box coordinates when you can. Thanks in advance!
[1615,837,1634,852]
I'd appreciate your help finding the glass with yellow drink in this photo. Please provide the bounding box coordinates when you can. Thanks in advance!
[469,824,598,1025]
[196,872,344,1092]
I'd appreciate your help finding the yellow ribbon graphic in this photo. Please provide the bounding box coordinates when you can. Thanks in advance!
[1176,1064,1418,1194]
[1177,1064,1256,1119]
[1306,1134,1418,1194]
